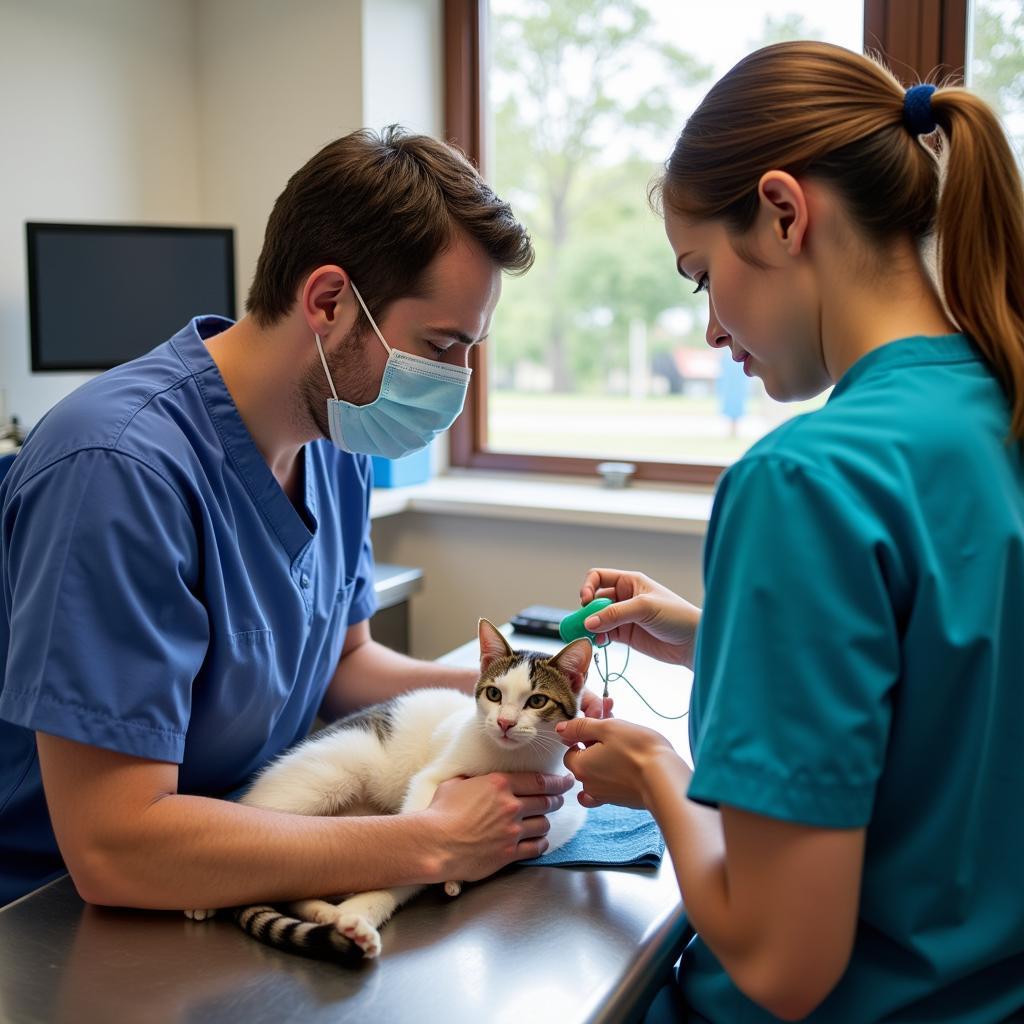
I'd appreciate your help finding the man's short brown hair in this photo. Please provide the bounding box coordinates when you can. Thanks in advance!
[246,126,534,326]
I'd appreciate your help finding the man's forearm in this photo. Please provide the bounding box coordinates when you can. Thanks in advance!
[321,638,478,719]
[77,793,444,911]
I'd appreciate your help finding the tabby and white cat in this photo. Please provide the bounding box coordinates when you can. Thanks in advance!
[186,618,592,963]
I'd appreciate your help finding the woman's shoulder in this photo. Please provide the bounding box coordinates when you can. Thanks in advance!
[731,378,1001,497]
[726,404,867,487]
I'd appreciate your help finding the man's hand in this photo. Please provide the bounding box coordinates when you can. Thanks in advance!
[557,717,679,809]
[423,772,574,882]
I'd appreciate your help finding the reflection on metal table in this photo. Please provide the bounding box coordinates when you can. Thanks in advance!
[0,627,694,1024]
[370,562,425,655]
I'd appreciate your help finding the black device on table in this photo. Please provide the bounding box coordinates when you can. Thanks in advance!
[509,605,574,639]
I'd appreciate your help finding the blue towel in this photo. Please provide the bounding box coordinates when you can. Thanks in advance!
[523,803,665,868]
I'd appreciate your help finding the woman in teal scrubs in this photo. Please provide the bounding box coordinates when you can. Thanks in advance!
[558,42,1024,1023]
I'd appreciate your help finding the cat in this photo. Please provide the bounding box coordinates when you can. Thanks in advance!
[185,618,592,963]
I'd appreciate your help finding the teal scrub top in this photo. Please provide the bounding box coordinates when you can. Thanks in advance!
[681,334,1024,1023]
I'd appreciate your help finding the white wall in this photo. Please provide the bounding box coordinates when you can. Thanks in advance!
[0,0,203,428]
[194,0,367,314]
[361,0,442,137]
[195,0,442,314]
[372,511,705,660]
[0,0,442,428]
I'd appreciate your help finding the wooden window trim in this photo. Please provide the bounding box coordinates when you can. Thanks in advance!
[445,0,967,485]
[865,0,968,84]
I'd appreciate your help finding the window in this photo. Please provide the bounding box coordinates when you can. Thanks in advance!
[967,0,1024,166]
[446,0,970,483]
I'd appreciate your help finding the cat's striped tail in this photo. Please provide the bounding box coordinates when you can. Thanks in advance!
[233,904,366,965]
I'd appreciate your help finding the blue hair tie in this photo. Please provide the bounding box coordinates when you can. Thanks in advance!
[904,83,937,136]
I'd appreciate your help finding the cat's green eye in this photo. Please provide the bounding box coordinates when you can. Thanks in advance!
[525,694,548,709]
[485,686,502,702]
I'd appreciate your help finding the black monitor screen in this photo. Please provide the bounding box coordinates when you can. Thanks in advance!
[26,222,236,372]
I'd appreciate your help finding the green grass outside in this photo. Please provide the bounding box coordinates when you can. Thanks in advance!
[486,390,824,463]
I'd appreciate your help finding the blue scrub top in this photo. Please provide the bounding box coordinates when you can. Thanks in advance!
[0,317,377,906]
[682,334,1024,1022]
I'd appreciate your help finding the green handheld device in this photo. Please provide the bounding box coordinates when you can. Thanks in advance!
[558,596,688,721]
[558,598,613,644]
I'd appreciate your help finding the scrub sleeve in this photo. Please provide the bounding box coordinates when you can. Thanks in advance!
[1,448,205,762]
[688,454,900,825]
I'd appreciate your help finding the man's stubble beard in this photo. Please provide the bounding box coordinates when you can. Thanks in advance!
[295,322,377,440]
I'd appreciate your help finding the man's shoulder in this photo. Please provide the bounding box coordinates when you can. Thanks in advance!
[13,340,207,483]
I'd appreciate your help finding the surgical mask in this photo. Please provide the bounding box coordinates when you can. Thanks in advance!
[314,280,472,459]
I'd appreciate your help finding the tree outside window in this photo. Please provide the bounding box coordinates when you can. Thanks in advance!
[968,0,1024,166]
[485,1,862,467]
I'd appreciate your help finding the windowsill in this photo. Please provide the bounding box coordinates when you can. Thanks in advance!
[369,470,714,535]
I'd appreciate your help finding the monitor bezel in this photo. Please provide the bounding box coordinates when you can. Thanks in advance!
[26,221,237,373]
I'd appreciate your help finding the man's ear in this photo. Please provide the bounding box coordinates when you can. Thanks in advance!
[757,170,809,256]
[300,264,356,338]
[547,638,593,695]
[478,618,514,674]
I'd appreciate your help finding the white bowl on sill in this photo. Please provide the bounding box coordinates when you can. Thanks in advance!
[596,461,637,489]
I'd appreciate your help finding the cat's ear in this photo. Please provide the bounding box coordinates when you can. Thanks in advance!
[478,618,514,673]
[547,637,592,694]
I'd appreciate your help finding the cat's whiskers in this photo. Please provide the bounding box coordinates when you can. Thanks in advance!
[528,732,569,757]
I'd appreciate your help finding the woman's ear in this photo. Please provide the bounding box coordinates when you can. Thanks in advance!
[300,265,355,338]
[757,170,809,256]
[478,618,514,674]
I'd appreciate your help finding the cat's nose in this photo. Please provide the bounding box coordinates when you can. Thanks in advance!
[497,717,515,733]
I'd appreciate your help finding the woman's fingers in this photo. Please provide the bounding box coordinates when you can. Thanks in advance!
[580,567,633,604]
[584,595,648,633]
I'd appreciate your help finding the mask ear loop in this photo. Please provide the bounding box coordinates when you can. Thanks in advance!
[313,334,339,401]
[313,277,391,403]
[349,280,393,355]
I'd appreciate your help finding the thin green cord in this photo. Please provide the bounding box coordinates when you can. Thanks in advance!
[594,643,689,721]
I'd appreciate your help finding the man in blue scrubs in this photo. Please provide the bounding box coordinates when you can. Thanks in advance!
[0,128,575,910]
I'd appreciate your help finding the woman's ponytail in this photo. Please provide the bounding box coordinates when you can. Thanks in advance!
[928,91,1024,438]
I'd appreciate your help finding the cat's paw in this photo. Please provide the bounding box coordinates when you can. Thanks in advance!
[443,880,463,897]
[334,913,382,958]
[184,908,217,921]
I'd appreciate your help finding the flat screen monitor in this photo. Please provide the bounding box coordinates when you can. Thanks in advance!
[26,222,236,372]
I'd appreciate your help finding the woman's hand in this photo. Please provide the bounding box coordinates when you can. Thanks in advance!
[579,567,701,669]
[579,688,613,720]
[556,717,680,809]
